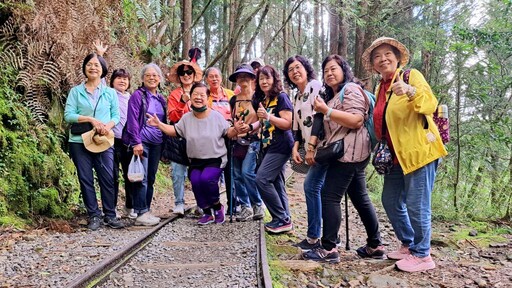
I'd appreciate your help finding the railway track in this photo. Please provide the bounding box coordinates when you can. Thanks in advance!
[67,170,294,288]
[66,210,269,288]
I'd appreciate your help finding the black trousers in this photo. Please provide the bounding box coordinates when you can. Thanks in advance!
[113,138,134,209]
[321,157,382,250]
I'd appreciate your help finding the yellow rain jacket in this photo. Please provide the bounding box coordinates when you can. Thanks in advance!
[375,68,448,174]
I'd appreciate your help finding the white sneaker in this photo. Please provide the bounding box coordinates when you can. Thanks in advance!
[173,204,185,215]
[123,207,137,219]
[135,212,160,226]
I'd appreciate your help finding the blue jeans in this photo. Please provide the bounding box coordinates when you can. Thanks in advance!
[69,143,116,218]
[133,142,161,214]
[381,159,439,257]
[256,152,290,222]
[171,161,187,205]
[303,163,328,239]
[233,141,262,208]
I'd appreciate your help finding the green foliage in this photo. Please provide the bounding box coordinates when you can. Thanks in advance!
[451,221,510,247]
[0,59,79,224]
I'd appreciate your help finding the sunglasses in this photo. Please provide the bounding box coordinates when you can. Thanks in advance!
[178,70,194,76]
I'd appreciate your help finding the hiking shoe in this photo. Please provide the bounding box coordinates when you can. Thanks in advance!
[387,244,411,260]
[302,247,340,263]
[88,216,101,231]
[236,206,253,222]
[135,212,160,226]
[356,245,386,259]
[252,205,264,220]
[198,214,215,225]
[395,254,435,272]
[122,207,137,219]
[104,217,125,229]
[214,205,225,224]
[173,203,185,215]
[294,238,321,252]
[265,218,293,234]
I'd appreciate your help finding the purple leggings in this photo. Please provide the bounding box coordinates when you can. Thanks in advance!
[189,166,223,209]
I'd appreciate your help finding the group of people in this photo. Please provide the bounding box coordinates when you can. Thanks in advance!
[64,37,447,273]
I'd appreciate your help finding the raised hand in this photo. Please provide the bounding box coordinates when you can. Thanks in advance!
[257,102,269,120]
[93,39,108,57]
[391,78,411,96]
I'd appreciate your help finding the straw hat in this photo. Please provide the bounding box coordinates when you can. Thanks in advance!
[168,60,203,84]
[82,129,114,153]
[361,37,410,73]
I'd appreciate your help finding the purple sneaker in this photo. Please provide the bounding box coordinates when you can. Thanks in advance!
[197,214,214,225]
[214,205,225,224]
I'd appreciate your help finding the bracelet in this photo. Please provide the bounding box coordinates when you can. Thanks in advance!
[325,107,333,120]
[307,142,317,148]
[406,85,417,100]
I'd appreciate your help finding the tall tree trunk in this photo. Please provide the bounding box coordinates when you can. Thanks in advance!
[313,2,320,67]
[242,3,269,63]
[338,3,348,59]
[354,0,367,78]
[453,50,463,214]
[181,0,192,59]
[204,3,211,65]
[328,4,339,55]
[283,0,289,58]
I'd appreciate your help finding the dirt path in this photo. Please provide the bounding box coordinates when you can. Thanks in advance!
[268,172,512,288]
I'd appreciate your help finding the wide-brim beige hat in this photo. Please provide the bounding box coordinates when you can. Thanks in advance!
[362,37,410,73]
[168,60,203,84]
[82,129,114,153]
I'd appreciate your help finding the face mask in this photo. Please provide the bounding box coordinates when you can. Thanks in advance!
[191,105,207,112]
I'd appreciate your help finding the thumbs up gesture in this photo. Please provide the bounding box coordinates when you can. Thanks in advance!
[257,102,269,121]
[391,78,412,96]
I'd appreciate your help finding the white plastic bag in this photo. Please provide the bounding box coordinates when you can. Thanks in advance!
[127,155,145,182]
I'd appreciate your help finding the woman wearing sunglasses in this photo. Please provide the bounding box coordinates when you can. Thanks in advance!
[167,59,203,215]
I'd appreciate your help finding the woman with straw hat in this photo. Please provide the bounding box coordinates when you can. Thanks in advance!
[362,37,447,272]
[64,53,123,231]
[166,59,203,215]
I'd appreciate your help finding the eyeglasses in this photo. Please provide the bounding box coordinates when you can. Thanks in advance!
[288,65,302,73]
[178,70,194,76]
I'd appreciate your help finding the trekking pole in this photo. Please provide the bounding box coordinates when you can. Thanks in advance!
[229,138,234,223]
[345,191,350,250]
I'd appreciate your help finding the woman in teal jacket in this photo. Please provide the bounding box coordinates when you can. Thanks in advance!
[64,53,122,231]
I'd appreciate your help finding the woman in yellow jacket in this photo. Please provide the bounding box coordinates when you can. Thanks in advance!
[362,37,447,272]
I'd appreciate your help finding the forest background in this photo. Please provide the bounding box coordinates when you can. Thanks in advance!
[0,0,510,226]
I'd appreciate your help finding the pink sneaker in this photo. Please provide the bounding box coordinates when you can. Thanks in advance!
[395,255,435,272]
[387,244,411,260]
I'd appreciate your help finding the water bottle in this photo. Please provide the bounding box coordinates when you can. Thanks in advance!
[437,104,448,119]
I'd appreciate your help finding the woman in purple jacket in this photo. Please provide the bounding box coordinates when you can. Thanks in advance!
[123,63,167,226]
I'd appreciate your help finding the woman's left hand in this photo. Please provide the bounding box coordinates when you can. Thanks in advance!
[257,103,269,121]
[313,96,328,114]
[305,149,316,166]
[391,79,411,96]
[146,113,161,128]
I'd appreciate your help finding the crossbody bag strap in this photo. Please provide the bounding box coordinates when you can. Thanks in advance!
[381,70,405,137]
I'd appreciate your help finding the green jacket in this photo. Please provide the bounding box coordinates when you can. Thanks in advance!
[64,82,120,143]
